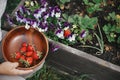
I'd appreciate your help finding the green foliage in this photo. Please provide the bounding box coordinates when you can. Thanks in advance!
[106,12,116,21]
[63,13,98,45]
[68,14,82,25]
[116,17,120,27]
[83,0,103,14]
[103,12,120,43]
[117,36,120,44]
[66,14,98,30]
[26,1,40,12]
[81,24,104,54]
[92,0,102,3]
[103,24,117,42]
[105,12,120,27]
[118,5,120,10]
[80,15,98,29]
[56,0,71,5]
[62,13,104,54]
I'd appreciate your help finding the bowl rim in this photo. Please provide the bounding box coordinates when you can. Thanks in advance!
[2,26,49,70]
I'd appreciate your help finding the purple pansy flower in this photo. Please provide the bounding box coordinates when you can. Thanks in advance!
[38,21,48,32]
[34,7,46,20]
[19,6,26,14]
[64,22,70,27]
[54,6,61,18]
[68,34,76,42]
[24,18,32,24]
[49,43,60,52]
[40,0,48,7]
[30,20,38,28]
[19,6,31,15]
[55,29,64,39]
[33,9,41,19]
[6,14,14,26]
[42,12,49,20]
[15,11,24,23]
[49,7,55,17]
[54,6,61,12]
[80,30,87,38]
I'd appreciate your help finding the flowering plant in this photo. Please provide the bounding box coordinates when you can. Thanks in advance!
[7,0,77,43]
[7,0,102,53]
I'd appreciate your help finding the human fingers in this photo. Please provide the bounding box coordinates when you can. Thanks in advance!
[12,69,33,75]
[10,62,19,68]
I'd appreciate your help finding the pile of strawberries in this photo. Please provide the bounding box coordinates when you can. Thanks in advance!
[12,42,43,68]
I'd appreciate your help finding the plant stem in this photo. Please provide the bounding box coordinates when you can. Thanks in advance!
[97,24,104,53]
[79,45,101,52]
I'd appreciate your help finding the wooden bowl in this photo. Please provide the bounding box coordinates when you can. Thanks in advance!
[2,26,49,70]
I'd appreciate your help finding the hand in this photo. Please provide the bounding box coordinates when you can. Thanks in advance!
[0,61,33,75]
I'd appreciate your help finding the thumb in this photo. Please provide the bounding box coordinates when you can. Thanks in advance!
[11,62,19,68]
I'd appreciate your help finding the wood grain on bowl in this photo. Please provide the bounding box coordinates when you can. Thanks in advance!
[2,26,49,70]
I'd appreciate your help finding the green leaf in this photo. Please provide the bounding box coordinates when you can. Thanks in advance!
[108,12,116,20]
[62,13,69,20]
[93,0,102,4]
[87,7,95,14]
[68,15,75,23]
[83,0,89,5]
[117,36,120,44]
[103,24,111,33]
[60,0,70,4]
[107,35,115,42]
[116,27,120,33]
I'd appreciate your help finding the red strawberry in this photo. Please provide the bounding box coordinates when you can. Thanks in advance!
[64,29,71,37]
[20,46,27,53]
[20,55,26,60]
[22,42,27,47]
[33,51,42,60]
[26,57,33,65]
[26,51,33,57]
[33,51,39,60]
[14,52,21,59]
[27,45,34,51]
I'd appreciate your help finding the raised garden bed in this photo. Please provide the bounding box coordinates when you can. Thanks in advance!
[2,0,120,80]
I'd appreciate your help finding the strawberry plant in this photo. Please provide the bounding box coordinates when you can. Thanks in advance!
[83,0,103,14]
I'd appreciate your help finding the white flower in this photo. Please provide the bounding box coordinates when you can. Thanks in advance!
[41,7,46,12]
[72,24,77,28]
[25,23,30,30]
[38,27,48,32]
[30,1,34,6]
[32,22,38,28]
[51,10,55,17]
[56,30,64,39]
[64,26,69,30]
[34,13,41,19]
[68,34,76,42]
[55,12,61,18]
[44,14,49,20]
